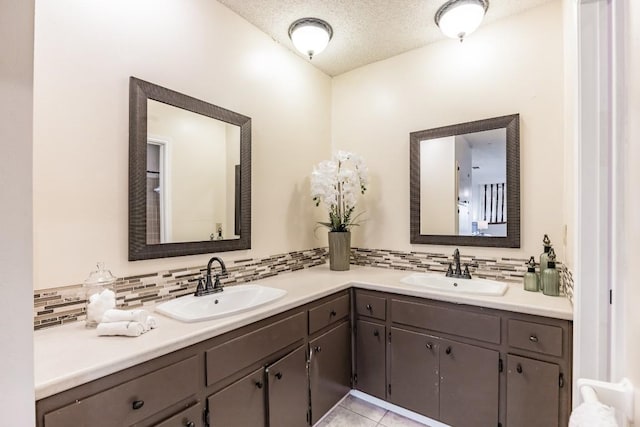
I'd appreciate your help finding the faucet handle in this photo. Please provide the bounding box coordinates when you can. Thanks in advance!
[446,263,453,277]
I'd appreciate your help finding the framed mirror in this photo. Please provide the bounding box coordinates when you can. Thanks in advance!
[129,77,251,260]
[410,114,520,248]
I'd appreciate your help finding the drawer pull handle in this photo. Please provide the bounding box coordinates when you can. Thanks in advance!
[373,330,380,337]
[255,381,263,389]
[366,304,372,311]
[314,346,322,353]
[132,400,144,410]
[186,422,196,427]
[517,364,523,374]
[445,346,452,355]
[426,342,433,350]
[529,335,539,343]
[330,309,337,316]
[275,372,283,380]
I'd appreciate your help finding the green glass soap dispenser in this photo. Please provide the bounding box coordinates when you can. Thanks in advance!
[542,248,560,296]
[524,256,539,292]
[540,234,553,276]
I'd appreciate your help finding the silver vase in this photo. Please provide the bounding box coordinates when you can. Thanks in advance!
[328,231,351,271]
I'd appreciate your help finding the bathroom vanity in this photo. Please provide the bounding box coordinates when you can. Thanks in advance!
[34,266,573,427]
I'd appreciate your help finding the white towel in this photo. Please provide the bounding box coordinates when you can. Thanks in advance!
[569,401,618,427]
[86,289,116,325]
[96,321,145,337]
[145,315,157,331]
[102,308,149,324]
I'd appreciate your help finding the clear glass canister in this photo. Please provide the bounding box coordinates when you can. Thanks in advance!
[84,262,117,328]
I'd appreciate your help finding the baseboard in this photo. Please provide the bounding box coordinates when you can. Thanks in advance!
[349,390,450,427]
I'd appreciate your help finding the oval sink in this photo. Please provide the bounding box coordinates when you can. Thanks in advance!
[155,284,287,322]
[400,273,508,296]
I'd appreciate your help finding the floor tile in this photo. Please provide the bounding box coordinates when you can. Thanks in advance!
[340,395,388,422]
[317,406,379,427]
[378,410,431,427]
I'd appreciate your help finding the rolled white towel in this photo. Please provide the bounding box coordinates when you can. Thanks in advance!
[96,321,145,337]
[144,316,157,332]
[569,401,618,427]
[102,308,149,324]
[86,289,117,325]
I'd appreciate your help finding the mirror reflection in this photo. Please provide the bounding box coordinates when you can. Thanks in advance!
[420,128,506,237]
[409,114,519,248]
[146,100,240,244]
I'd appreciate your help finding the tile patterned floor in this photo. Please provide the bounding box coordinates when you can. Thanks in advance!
[315,395,432,427]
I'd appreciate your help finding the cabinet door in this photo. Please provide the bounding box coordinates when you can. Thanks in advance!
[207,367,266,427]
[506,354,560,427]
[389,328,439,419]
[266,346,309,427]
[153,402,203,427]
[309,321,351,425]
[439,339,499,427]
[355,319,386,400]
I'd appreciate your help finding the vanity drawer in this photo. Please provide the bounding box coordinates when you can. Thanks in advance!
[355,292,386,320]
[155,401,203,427]
[206,311,306,386]
[391,299,501,344]
[508,319,563,357]
[43,356,199,427]
[309,293,350,334]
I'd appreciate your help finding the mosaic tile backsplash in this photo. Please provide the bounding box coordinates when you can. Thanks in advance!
[33,246,573,330]
[33,248,327,330]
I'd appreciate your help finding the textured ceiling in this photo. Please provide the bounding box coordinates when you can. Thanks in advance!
[217,0,556,76]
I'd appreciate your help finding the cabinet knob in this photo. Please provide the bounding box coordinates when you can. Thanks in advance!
[445,346,452,355]
[185,422,196,427]
[373,329,380,337]
[426,342,433,350]
[275,372,283,380]
[330,309,337,317]
[529,335,539,343]
[517,363,523,374]
[366,304,372,311]
[314,346,322,353]
[255,381,263,389]
[132,400,145,410]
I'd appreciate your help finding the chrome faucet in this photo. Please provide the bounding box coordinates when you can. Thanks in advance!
[194,256,227,296]
[446,248,473,279]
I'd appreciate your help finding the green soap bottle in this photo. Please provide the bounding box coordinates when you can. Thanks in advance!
[524,256,539,292]
[542,247,560,296]
[539,234,552,277]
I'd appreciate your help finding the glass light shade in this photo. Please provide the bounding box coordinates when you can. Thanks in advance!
[288,18,333,60]
[436,0,487,41]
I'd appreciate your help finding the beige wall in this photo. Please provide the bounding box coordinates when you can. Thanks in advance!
[33,0,331,289]
[420,137,456,235]
[0,0,35,422]
[331,1,565,260]
[624,0,640,417]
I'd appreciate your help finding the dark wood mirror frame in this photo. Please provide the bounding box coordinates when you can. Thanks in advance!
[410,114,520,248]
[129,77,251,260]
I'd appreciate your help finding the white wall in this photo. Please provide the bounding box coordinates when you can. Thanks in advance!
[623,0,640,417]
[33,0,332,289]
[332,1,565,260]
[0,0,35,423]
[420,137,456,235]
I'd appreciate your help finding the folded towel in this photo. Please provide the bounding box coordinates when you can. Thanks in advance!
[86,289,117,325]
[102,308,149,324]
[569,401,618,427]
[96,321,146,337]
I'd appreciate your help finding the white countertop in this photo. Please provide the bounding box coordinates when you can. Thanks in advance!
[34,265,573,400]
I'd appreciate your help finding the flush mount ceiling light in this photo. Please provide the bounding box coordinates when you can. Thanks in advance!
[435,0,489,42]
[288,17,333,60]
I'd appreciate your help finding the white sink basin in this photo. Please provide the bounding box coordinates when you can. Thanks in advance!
[155,284,287,322]
[400,273,508,296]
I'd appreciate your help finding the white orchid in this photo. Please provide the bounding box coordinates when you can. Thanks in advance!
[311,151,368,232]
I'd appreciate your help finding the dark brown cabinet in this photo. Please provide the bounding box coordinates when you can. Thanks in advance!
[266,346,309,427]
[438,338,499,427]
[388,328,439,419]
[355,319,386,400]
[506,354,560,427]
[309,321,351,425]
[207,367,266,427]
